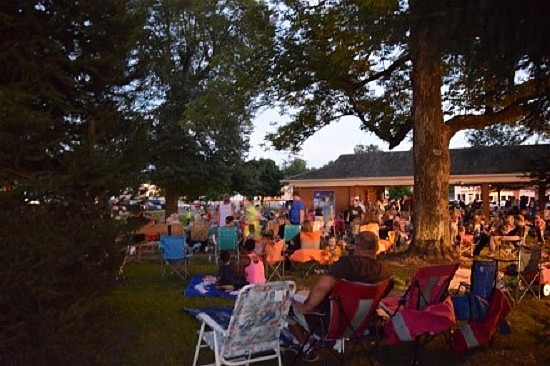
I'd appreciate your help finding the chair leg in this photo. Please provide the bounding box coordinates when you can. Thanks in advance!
[213,330,222,366]
[193,322,205,366]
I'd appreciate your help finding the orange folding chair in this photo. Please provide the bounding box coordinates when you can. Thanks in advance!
[265,239,285,281]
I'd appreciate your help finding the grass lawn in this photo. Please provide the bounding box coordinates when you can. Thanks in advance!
[103,255,550,365]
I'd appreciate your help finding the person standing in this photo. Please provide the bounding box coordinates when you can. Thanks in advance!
[289,192,305,225]
[217,194,235,226]
[347,197,364,237]
[243,196,260,240]
[534,214,546,244]
[322,195,335,237]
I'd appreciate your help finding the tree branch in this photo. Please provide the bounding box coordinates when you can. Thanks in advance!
[447,80,549,134]
[349,98,413,150]
[447,97,531,135]
[359,53,409,86]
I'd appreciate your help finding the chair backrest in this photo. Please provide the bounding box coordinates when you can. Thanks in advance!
[155,223,169,235]
[190,221,210,242]
[221,281,296,359]
[360,223,380,237]
[300,231,321,250]
[404,262,460,310]
[169,224,185,235]
[326,277,393,340]
[519,226,529,246]
[160,235,185,260]
[265,240,285,263]
[518,246,541,273]
[284,224,301,243]
[470,260,497,301]
[218,226,238,251]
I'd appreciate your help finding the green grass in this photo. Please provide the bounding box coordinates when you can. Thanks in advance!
[102,255,550,365]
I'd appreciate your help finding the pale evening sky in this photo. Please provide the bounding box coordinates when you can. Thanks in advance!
[248,108,470,169]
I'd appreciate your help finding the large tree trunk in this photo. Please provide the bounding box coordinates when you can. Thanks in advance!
[409,1,451,257]
[164,187,179,216]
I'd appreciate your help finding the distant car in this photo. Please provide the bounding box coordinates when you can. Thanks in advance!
[144,199,164,211]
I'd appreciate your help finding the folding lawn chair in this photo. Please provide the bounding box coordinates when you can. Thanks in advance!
[499,245,544,303]
[288,249,326,278]
[160,235,199,280]
[284,224,301,244]
[192,281,296,366]
[215,226,239,263]
[452,259,497,321]
[381,262,460,365]
[298,277,394,366]
[265,239,285,281]
[497,226,529,258]
[449,260,512,354]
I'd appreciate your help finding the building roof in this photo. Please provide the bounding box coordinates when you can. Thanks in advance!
[285,144,550,183]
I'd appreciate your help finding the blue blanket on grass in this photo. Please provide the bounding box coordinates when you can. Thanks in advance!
[185,306,297,346]
[183,274,238,299]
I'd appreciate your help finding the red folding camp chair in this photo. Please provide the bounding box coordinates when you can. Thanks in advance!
[381,262,460,365]
[300,277,394,365]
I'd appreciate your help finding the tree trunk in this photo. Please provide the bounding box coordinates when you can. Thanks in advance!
[164,188,179,216]
[410,2,451,258]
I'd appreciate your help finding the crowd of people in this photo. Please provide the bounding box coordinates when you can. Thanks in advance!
[154,192,548,362]
[450,198,547,257]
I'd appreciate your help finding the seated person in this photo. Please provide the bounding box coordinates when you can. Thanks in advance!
[256,230,275,255]
[288,231,392,361]
[299,220,321,250]
[238,239,266,285]
[264,233,285,265]
[454,225,466,252]
[216,250,245,291]
[276,214,287,240]
[245,223,256,241]
[332,214,345,237]
[472,224,491,256]
[488,214,527,256]
[190,214,210,249]
[337,239,348,252]
[323,236,342,265]
[534,214,546,244]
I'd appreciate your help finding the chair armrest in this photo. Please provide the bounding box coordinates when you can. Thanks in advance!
[378,302,394,317]
[197,313,227,335]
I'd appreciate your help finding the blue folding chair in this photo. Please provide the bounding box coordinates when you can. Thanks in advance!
[160,235,199,280]
[453,259,497,321]
[283,224,301,244]
[215,226,239,263]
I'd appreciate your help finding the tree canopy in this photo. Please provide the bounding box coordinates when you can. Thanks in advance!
[0,0,148,361]
[231,158,284,198]
[264,0,549,254]
[466,123,544,147]
[137,0,275,212]
[265,0,549,151]
[282,157,310,178]
[354,144,382,154]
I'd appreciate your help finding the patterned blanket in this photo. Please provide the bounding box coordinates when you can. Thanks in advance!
[182,274,238,299]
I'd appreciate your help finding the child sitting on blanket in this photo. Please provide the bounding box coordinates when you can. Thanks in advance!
[238,239,266,285]
[216,251,242,291]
